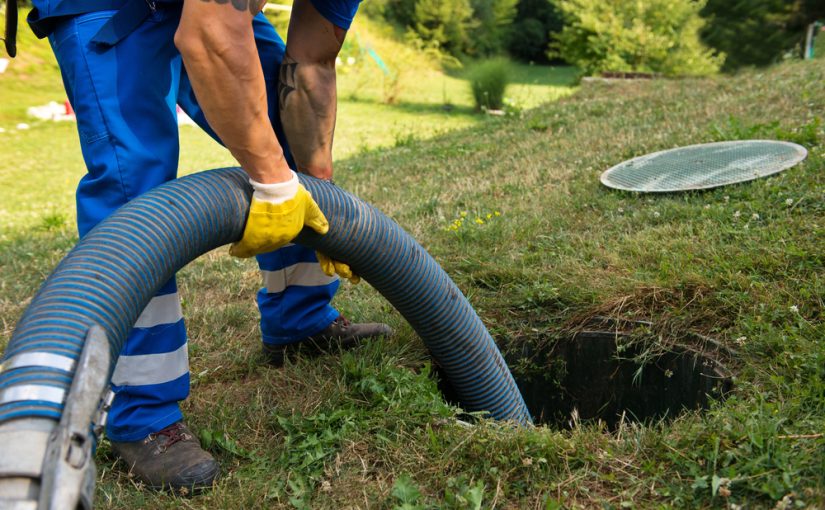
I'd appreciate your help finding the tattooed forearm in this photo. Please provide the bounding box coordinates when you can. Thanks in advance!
[277,53,338,178]
[278,56,299,111]
[200,0,266,15]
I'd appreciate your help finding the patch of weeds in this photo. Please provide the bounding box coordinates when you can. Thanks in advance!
[39,211,68,231]
[388,470,487,509]
[502,96,525,118]
[708,115,823,147]
[778,116,824,146]
[544,496,566,510]
[341,351,454,420]
[665,391,824,507]
[444,210,501,233]
[526,117,549,131]
[430,423,567,501]
[394,129,418,147]
[391,474,425,509]
[265,350,456,508]
[443,476,485,509]
[525,113,568,134]
[199,427,253,459]
[272,408,357,508]
[513,280,562,312]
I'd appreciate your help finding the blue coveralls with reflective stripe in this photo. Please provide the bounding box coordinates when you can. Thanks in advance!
[30,0,360,442]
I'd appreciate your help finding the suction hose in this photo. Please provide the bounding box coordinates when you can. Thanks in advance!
[0,168,531,506]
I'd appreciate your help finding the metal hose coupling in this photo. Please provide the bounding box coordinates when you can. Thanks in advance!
[0,326,113,510]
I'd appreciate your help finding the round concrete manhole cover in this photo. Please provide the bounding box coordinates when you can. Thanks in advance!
[601,140,807,193]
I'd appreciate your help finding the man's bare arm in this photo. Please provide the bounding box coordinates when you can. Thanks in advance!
[175,0,292,184]
[279,0,346,180]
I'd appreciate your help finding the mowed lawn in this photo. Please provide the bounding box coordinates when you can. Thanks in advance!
[0,13,575,231]
[1,14,824,510]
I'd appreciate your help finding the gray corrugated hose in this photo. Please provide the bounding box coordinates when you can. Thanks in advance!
[0,167,531,506]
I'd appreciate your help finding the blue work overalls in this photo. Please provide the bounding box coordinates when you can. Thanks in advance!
[29,0,358,442]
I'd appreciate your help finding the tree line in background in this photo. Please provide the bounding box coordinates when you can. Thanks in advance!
[700,0,825,70]
[363,0,824,75]
[6,0,822,74]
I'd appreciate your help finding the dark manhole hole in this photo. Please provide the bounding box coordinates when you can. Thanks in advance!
[437,326,733,428]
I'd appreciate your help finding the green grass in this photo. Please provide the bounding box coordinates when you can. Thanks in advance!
[0,11,574,231]
[2,16,825,510]
[0,12,65,125]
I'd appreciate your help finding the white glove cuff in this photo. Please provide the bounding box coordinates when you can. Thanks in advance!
[249,171,299,204]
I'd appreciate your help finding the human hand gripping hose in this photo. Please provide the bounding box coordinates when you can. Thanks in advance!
[317,252,360,284]
[228,169,359,281]
[229,171,329,258]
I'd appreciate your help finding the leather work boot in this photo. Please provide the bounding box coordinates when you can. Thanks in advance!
[110,422,219,493]
[264,315,392,367]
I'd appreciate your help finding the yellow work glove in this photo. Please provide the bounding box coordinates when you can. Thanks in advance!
[316,252,360,284]
[230,171,329,258]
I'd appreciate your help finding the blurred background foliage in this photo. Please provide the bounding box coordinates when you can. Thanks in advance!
[4,0,823,77]
[549,0,723,77]
[700,0,825,70]
[360,0,823,73]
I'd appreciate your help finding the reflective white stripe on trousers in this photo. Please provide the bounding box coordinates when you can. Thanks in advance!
[262,261,338,294]
[111,342,189,387]
[111,292,188,387]
[133,292,183,328]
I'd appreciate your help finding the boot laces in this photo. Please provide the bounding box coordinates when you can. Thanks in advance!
[153,422,189,451]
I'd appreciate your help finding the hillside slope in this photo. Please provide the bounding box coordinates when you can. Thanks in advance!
[0,15,822,510]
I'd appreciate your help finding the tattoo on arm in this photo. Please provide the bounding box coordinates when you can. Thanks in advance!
[200,0,266,15]
[278,56,299,111]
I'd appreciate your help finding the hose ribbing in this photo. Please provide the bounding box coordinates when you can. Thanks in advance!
[0,168,531,425]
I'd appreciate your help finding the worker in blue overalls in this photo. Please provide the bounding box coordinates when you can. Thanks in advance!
[27,0,391,492]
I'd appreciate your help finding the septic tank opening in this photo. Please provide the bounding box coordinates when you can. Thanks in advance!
[436,324,733,429]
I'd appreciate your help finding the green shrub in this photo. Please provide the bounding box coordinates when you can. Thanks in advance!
[381,0,516,57]
[412,0,475,56]
[381,0,418,28]
[467,0,519,56]
[549,0,724,77]
[467,58,510,111]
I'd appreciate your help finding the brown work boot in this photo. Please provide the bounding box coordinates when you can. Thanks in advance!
[263,315,392,367]
[110,422,219,493]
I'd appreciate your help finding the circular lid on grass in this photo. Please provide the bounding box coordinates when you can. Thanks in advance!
[600,140,808,193]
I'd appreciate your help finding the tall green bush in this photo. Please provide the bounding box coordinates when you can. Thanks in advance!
[380,0,417,28]
[467,58,510,111]
[377,0,518,57]
[467,0,519,56]
[412,0,475,56]
[549,0,724,76]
